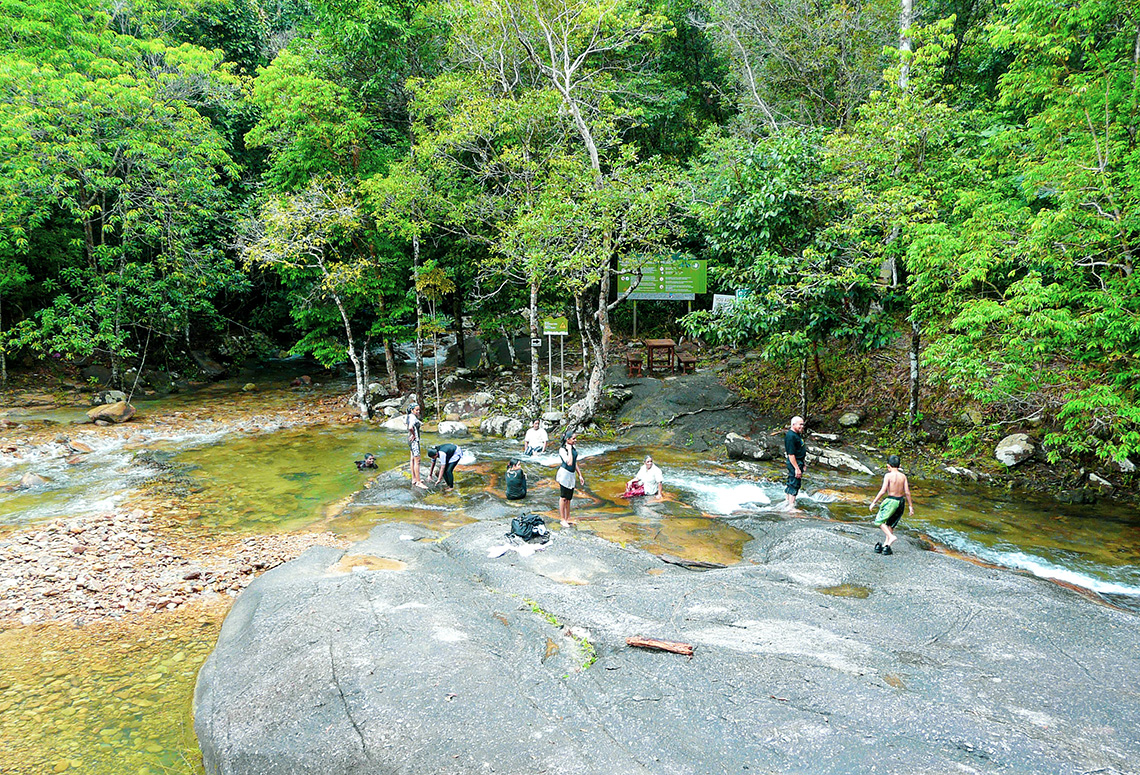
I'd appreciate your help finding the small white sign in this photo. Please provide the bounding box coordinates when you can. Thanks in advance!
[531,338,543,348]
[712,294,736,315]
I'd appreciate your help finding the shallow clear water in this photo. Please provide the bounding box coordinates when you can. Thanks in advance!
[0,602,226,775]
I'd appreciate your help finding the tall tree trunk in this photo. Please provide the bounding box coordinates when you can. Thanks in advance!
[0,290,6,388]
[362,334,372,410]
[898,0,913,90]
[799,354,808,419]
[529,278,541,410]
[413,233,424,405]
[900,0,919,432]
[383,338,398,394]
[908,317,921,430]
[501,325,517,365]
[453,293,466,370]
[575,295,588,373]
[332,292,369,421]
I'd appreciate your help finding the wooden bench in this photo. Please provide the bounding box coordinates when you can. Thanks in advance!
[676,350,697,374]
[626,352,644,377]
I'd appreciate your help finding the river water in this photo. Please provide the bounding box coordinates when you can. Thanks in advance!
[1,380,1138,774]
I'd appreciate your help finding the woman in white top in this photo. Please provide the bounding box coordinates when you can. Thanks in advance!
[627,455,665,500]
[555,433,584,525]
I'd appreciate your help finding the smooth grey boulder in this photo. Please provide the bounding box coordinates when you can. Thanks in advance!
[195,519,1140,775]
[996,433,1036,467]
[437,420,469,437]
[838,410,862,427]
[479,415,524,438]
[810,446,875,475]
[724,431,781,461]
[91,390,127,406]
[378,416,409,432]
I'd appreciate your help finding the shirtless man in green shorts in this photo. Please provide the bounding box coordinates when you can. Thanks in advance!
[868,454,914,556]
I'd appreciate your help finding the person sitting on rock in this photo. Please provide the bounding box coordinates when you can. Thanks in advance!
[868,454,914,556]
[355,453,377,471]
[505,457,527,500]
[624,455,665,500]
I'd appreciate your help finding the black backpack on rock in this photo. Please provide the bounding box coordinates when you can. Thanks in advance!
[509,513,549,543]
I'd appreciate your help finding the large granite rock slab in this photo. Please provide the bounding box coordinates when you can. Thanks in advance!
[195,519,1140,775]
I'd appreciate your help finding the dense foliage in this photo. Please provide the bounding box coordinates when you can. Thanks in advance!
[1,0,1137,463]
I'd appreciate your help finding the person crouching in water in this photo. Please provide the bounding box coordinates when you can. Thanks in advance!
[868,454,914,555]
[555,433,584,526]
[624,455,665,501]
[355,453,377,471]
[505,457,527,500]
[427,443,463,491]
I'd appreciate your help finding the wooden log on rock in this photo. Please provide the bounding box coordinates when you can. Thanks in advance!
[626,636,694,656]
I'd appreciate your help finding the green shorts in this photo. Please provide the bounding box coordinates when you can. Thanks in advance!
[874,497,904,527]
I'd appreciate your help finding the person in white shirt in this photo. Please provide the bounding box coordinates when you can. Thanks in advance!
[522,420,548,456]
[627,455,665,499]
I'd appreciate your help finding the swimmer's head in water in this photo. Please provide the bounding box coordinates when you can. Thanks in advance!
[888,454,901,468]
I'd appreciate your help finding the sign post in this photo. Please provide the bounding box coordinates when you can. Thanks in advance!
[542,317,569,412]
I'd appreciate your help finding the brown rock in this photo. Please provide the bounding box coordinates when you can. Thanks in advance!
[86,402,136,424]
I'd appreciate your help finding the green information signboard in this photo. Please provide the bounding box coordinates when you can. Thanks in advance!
[617,255,707,300]
[542,316,569,336]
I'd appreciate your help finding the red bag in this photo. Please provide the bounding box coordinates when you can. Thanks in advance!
[622,481,646,499]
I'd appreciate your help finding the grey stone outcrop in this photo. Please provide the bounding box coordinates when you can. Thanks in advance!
[479,416,524,438]
[437,421,469,437]
[809,446,875,475]
[724,432,782,461]
[379,416,409,432]
[995,433,1036,467]
[195,519,1140,775]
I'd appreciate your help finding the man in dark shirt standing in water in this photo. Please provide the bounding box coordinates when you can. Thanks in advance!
[784,415,807,509]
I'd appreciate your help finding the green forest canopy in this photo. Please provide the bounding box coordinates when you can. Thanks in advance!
[1,0,1137,463]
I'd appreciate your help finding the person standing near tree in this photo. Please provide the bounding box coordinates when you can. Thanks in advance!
[784,415,807,509]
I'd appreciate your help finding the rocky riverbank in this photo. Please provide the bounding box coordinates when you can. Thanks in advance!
[0,506,348,625]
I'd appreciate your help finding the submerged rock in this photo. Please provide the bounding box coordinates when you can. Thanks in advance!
[195,520,1140,775]
[19,472,49,488]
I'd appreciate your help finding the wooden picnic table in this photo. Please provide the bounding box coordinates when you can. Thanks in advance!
[643,338,676,372]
